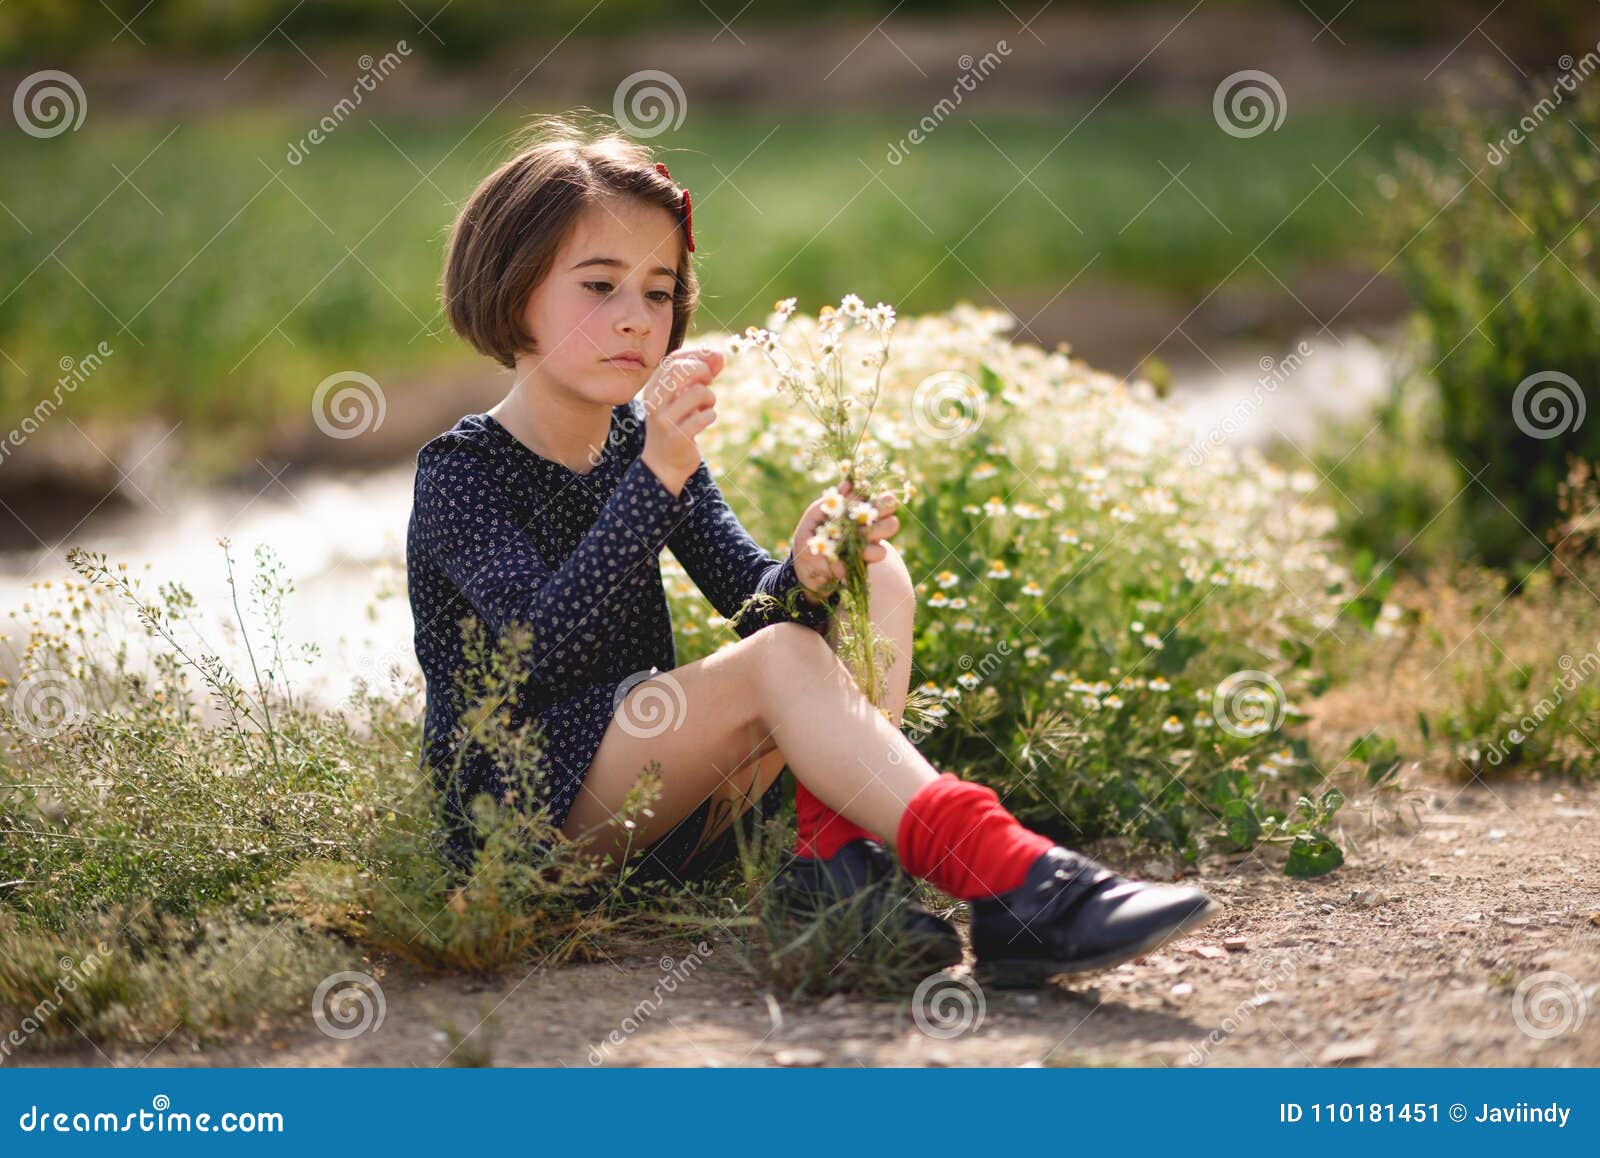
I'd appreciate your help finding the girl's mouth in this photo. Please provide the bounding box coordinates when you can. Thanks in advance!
[604,354,646,370]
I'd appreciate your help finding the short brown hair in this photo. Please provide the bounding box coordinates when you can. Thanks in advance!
[442,113,699,369]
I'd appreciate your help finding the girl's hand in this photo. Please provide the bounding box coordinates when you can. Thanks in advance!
[791,480,901,599]
[640,347,724,492]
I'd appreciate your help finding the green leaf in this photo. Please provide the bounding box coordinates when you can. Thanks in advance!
[1222,798,1261,849]
[1285,831,1344,877]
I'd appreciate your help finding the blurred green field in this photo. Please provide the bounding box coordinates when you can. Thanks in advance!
[0,105,1420,471]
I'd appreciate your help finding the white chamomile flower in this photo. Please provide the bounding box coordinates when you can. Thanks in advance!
[1161,715,1184,735]
[1148,676,1171,692]
[1021,581,1044,598]
[819,488,846,518]
[985,560,1011,580]
[937,571,959,589]
[1103,694,1124,710]
[849,501,877,527]
[957,672,980,690]
[806,531,840,560]
[1141,632,1163,649]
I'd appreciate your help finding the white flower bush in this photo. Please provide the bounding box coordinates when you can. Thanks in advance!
[667,302,1355,870]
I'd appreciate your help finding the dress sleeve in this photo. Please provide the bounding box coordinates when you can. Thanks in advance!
[665,458,841,639]
[411,441,693,689]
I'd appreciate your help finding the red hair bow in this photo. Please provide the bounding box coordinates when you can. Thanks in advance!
[653,161,695,254]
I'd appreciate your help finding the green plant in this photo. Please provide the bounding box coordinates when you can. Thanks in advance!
[1375,66,1600,570]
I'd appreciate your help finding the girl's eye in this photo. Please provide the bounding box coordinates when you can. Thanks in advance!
[583,283,673,305]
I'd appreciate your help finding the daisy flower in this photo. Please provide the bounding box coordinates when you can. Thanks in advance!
[1161,715,1184,735]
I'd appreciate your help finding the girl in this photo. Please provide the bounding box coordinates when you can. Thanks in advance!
[406,116,1222,985]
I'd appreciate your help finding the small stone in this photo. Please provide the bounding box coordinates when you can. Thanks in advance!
[1187,944,1228,960]
[774,1048,826,1067]
[1320,903,1337,914]
[1502,916,1530,927]
[1488,828,1507,841]
[1170,982,1194,997]
[1222,936,1248,952]
[1318,1038,1379,1065]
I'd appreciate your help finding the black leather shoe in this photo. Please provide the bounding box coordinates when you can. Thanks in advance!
[970,846,1222,987]
[771,838,964,971]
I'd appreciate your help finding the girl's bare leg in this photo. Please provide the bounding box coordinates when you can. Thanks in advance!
[674,537,920,862]
[560,542,931,870]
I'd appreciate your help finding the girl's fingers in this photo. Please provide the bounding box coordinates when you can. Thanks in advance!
[666,383,715,421]
[867,515,900,541]
[862,542,886,564]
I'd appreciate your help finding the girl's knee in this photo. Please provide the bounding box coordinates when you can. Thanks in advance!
[867,539,915,603]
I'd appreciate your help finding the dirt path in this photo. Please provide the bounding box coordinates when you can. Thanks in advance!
[61,772,1600,1068]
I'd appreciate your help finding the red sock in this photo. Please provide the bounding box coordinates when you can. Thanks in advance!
[794,781,881,859]
[894,772,1056,900]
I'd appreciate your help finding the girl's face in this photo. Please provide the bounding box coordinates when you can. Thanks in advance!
[519,195,683,407]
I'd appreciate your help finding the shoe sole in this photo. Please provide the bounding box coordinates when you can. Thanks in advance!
[973,896,1224,989]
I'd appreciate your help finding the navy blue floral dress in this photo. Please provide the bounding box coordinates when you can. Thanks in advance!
[406,396,839,870]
